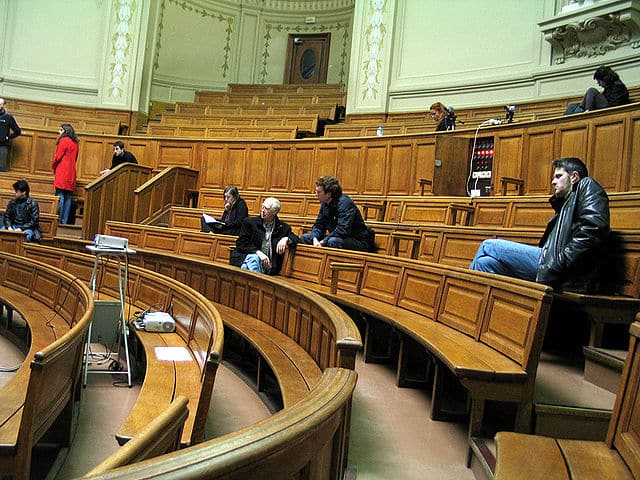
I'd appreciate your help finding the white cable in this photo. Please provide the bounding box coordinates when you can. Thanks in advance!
[466,124,483,196]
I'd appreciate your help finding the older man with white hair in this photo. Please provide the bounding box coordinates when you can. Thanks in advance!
[0,98,22,172]
[230,197,299,275]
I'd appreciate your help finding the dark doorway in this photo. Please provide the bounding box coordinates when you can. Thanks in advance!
[284,33,330,84]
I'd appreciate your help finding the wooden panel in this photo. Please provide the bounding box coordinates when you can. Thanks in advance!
[263,145,292,192]
[316,144,340,177]
[387,142,415,195]
[556,124,588,160]
[242,145,271,190]
[201,145,227,188]
[629,114,640,191]
[494,132,524,181]
[361,144,387,195]
[226,146,250,188]
[288,145,315,193]
[360,262,403,305]
[589,117,626,192]
[337,145,364,193]
[157,143,196,168]
[480,289,541,365]
[437,277,486,337]
[397,268,442,318]
[524,127,556,194]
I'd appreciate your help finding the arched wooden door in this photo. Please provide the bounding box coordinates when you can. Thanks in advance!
[284,33,330,84]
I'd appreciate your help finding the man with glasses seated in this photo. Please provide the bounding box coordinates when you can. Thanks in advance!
[230,197,298,275]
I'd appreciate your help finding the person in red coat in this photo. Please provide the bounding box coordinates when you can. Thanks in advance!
[51,123,78,224]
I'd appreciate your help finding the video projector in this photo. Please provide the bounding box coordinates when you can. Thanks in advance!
[142,311,176,333]
[93,234,129,250]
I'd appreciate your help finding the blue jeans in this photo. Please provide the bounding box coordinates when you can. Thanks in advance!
[56,188,73,224]
[241,253,265,273]
[300,232,368,251]
[469,239,541,281]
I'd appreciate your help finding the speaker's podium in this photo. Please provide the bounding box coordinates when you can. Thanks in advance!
[432,135,495,196]
[83,238,136,388]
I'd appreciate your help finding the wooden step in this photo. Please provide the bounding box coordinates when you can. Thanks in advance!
[533,351,616,440]
[56,224,83,239]
[583,346,626,394]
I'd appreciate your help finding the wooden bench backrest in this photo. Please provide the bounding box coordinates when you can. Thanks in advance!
[287,246,552,369]
[85,396,189,476]
[0,192,59,215]
[78,368,357,480]
[98,222,362,370]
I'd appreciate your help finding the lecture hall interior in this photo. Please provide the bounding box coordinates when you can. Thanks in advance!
[1,0,640,478]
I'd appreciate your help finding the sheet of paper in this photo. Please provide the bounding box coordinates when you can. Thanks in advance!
[202,213,224,225]
[154,346,192,361]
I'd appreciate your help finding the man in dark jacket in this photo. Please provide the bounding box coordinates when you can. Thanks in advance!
[230,197,298,275]
[0,98,22,172]
[300,175,373,252]
[100,140,138,175]
[470,157,609,293]
[2,180,41,242]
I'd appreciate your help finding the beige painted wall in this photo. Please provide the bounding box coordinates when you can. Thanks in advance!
[347,0,640,114]
[0,0,151,110]
[0,0,638,115]
[149,0,354,103]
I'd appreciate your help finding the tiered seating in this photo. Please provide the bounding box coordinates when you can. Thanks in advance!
[22,244,224,448]
[145,83,345,138]
[8,97,130,134]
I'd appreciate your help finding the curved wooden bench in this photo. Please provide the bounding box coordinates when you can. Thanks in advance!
[0,252,94,480]
[22,244,224,448]
[85,396,189,476]
[283,245,553,444]
[78,368,357,480]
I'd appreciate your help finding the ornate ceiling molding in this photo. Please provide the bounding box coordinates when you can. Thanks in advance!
[539,0,640,64]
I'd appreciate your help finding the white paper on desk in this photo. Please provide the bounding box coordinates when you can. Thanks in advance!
[202,213,225,225]
[154,346,192,362]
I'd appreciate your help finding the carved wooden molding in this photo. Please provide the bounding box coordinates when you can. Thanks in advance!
[539,0,640,64]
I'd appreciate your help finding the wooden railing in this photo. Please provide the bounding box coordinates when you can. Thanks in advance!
[132,166,198,227]
[82,163,154,240]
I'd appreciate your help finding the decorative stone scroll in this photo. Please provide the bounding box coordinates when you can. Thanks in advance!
[539,0,640,64]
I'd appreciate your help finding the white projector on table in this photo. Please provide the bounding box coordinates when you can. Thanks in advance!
[142,312,176,333]
[94,234,129,250]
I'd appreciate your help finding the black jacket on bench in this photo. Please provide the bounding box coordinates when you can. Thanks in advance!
[536,176,609,293]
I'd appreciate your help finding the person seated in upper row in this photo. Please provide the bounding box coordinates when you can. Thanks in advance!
[430,102,455,131]
[230,197,298,275]
[1,179,41,242]
[300,175,375,252]
[469,157,609,294]
[565,65,630,114]
[100,141,138,175]
[200,185,249,236]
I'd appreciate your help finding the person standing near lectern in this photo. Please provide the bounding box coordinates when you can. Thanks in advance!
[0,98,22,172]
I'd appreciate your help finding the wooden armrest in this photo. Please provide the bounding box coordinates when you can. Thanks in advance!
[330,262,364,295]
[446,203,475,226]
[419,178,433,196]
[388,231,421,259]
[361,201,386,221]
[500,176,524,196]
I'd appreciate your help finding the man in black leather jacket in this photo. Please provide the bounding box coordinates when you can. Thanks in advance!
[470,157,609,293]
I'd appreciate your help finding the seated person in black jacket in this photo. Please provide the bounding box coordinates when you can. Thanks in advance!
[230,197,298,275]
[470,157,609,294]
[100,141,138,175]
[200,185,248,236]
[567,65,630,114]
[300,175,373,252]
[2,180,41,242]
